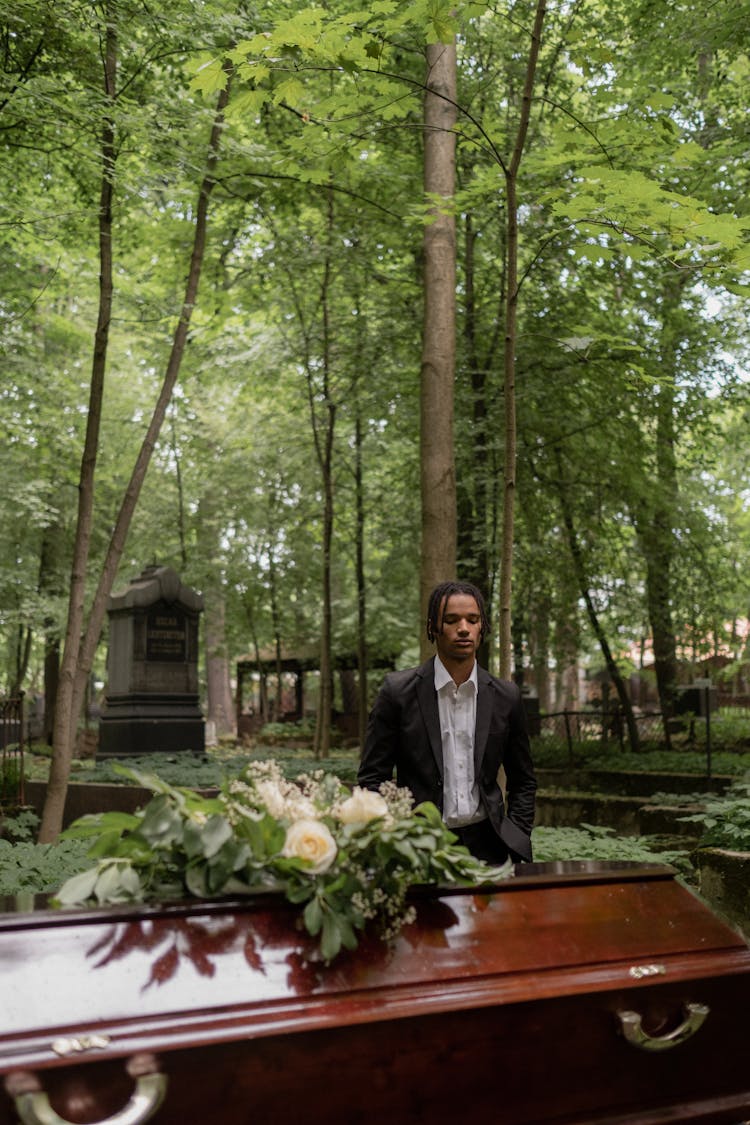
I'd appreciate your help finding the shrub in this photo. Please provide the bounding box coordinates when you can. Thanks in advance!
[532,824,693,878]
[0,838,91,896]
[0,807,39,843]
[679,778,750,851]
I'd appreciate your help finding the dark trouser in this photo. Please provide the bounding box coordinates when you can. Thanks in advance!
[451,818,512,865]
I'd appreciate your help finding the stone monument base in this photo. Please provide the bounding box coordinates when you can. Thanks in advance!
[98,693,205,757]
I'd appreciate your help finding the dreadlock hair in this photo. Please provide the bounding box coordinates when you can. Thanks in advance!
[426,581,489,643]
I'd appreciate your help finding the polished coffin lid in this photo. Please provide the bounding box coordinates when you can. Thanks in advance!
[1,860,749,1075]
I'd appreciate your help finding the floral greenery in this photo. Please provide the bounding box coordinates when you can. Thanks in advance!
[678,778,750,852]
[54,762,512,962]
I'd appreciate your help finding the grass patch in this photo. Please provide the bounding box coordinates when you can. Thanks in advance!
[531,742,749,775]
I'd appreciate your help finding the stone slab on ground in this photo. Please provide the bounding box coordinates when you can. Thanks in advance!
[695,848,750,942]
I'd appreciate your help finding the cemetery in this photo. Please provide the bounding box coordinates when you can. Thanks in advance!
[2,0,750,1122]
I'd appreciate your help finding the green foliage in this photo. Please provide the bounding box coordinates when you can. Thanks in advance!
[0,806,39,843]
[0,757,23,804]
[55,762,512,962]
[48,747,361,788]
[71,753,236,790]
[531,742,750,777]
[532,824,692,878]
[679,778,750,852]
[2,0,750,764]
[0,838,91,896]
[257,718,316,744]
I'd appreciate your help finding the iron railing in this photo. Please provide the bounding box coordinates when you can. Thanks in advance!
[0,694,25,809]
[533,698,750,772]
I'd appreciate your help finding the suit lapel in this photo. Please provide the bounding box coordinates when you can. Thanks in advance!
[474,668,492,774]
[416,659,444,779]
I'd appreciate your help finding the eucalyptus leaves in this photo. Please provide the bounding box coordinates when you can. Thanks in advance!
[54,761,512,962]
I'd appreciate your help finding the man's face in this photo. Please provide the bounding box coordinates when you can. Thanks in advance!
[434,593,482,666]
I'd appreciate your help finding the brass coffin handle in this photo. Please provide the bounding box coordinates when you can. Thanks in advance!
[617,1001,710,1051]
[5,1053,167,1125]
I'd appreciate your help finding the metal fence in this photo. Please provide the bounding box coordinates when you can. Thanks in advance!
[535,710,663,759]
[0,694,25,809]
[534,699,750,765]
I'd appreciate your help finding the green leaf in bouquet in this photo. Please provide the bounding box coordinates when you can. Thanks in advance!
[86,828,134,860]
[206,838,251,893]
[320,911,342,962]
[53,866,100,906]
[303,895,323,936]
[94,861,142,904]
[61,810,140,840]
[200,815,234,859]
[185,863,209,897]
[413,801,444,828]
[336,915,358,952]
[392,839,420,866]
[138,796,186,848]
[112,764,190,806]
[233,810,286,859]
[284,876,316,903]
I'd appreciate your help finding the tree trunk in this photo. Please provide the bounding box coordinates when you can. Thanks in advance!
[267,540,282,722]
[41,5,117,839]
[39,70,233,841]
[629,273,688,748]
[196,490,235,739]
[354,412,368,752]
[555,449,641,751]
[459,211,493,667]
[314,369,335,758]
[420,37,457,657]
[205,591,235,738]
[243,590,268,725]
[464,213,490,594]
[37,514,64,744]
[497,0,546,679]
[309,186,336,759]
[169,412,188,569]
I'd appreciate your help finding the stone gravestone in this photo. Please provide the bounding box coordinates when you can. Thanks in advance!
[98,565,205,756]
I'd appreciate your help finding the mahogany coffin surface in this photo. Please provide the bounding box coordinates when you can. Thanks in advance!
[1,861,749,1125]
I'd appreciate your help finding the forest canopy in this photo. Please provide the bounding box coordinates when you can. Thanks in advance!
[1,0,749,787]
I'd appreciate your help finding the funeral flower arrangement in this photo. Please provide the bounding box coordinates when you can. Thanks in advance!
[55,761,512,962]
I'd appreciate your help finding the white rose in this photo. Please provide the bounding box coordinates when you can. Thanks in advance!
[282,819,337,874]
[338,787,389,826]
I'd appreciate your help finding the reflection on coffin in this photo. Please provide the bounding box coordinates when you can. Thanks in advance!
[1,861,749,1125]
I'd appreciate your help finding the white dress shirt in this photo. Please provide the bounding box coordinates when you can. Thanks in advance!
[434,655,484,827]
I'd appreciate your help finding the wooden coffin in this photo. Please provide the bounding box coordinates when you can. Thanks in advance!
[1,860,749,1125]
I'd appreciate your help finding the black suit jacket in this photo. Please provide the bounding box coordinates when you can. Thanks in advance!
[358,658,537,861]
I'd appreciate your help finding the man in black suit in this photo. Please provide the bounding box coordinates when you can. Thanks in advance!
[358,581,537,864]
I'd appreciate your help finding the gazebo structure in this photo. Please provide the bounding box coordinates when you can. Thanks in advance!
[236,647,396,741]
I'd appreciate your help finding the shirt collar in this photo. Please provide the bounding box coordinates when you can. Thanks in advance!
[434,654,478,692]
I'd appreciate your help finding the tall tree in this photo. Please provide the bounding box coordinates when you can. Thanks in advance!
[420,35,458,651]
[497,0,546,678]
[39,62,233,840]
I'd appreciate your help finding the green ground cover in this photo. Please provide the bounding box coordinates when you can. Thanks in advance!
[4,734,747,901]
